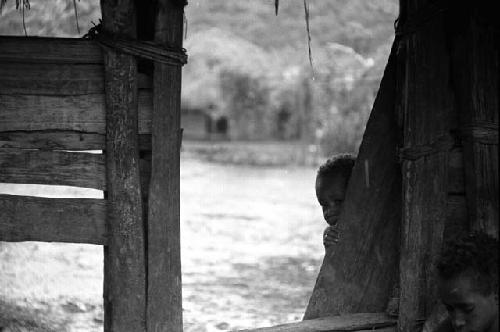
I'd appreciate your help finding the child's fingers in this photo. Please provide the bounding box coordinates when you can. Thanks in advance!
[324,239,338,248]
[326,228,340,239]
[325,234,339,242]
[323,234,339,247]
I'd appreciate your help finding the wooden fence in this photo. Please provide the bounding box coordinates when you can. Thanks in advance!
[0,37,153,244]
[0,37,117,244]
[0,26,182,332]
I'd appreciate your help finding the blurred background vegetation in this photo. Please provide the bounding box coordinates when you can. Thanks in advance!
[0,0,398,160]
[0,2,399,331]
[182,0,398,159]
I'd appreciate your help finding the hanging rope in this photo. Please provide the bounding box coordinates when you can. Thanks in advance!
[399,134,456,161]
[460,122,498,145]
[399,122,498,162]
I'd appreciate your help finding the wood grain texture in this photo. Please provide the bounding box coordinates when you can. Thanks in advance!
[146,1,184,331]
[0,62,152,95]
[445,195,468,241]
[304,43,400,319]
[397,5,457,330]
[0,91,152,134]
[0,63,104,95]
[239,313,396,332]
[0,131,105,150]
[101,0,146,330]
[139,153,151,199]
[0,131,151,151]
[448,147,465,195]
[449,15,499,236]
[0,94,106,133]
[0,194,106,244]
[0,36,103,64]
[446,147,468,240]
[0,148,105,190]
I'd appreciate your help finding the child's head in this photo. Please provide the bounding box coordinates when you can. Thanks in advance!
[315,154,355,226]
[436,232,498,332]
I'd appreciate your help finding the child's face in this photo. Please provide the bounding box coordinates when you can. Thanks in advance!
[315,174,348,226]
[438,272,498,332]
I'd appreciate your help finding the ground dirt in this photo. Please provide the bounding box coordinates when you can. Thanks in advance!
[0,153,326,332]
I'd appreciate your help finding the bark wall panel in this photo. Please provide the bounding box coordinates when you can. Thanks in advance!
[397,6,459,331]
[450,19,499,236]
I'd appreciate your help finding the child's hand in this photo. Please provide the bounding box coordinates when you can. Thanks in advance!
[323,225,340,248]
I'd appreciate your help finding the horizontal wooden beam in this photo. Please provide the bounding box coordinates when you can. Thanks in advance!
[0,93,106,132]
[0,36,103,64]
[0,131,151,151]
[0,194,107,244]
[0,63,104,95]
[0,63,151,95]
[0,148,105,190]
[0,91,152,134]
[238,313,396,332]
[0,131,104,150]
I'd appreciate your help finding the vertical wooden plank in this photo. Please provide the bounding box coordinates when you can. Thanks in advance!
[100,1,146,331]
[147,0,185,331]
[304,43,401,318]
[397,3,456,331]
[448,9,499,237]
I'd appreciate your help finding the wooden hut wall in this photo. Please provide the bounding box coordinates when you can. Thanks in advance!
[306,1,497,329]
[0,36,153,244]
[448,10,499,236]
[396,1,498,331]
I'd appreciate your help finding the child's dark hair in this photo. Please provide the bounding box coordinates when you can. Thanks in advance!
[437,232,498,295]
[317,153,356,180]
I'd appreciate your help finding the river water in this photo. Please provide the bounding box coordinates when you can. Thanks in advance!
[0,156,326,331]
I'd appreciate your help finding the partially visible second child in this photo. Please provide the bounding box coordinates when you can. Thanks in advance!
[432,232,499,332]
[315,154,355,249]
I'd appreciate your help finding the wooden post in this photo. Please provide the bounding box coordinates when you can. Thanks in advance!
[396,1,458,331]
[304,42,401,319]
[147,1,184,331]
[101,1,146,331]
[448,3,499,237]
